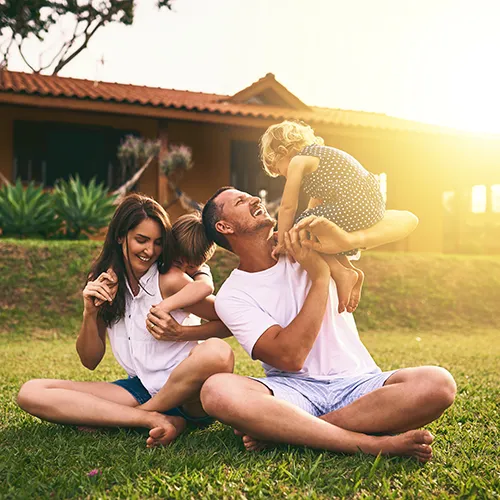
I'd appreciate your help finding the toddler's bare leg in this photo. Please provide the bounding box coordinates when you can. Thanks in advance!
[307,197,323,209]
[336,255,364,313]
[322,255,358,314]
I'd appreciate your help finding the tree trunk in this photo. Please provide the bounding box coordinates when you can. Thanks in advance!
[111,154,155,204]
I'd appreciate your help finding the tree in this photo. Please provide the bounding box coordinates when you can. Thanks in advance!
[0,0,173,74]
[113,134,160,204]
[160,144,201,211]
[115,137,201,211]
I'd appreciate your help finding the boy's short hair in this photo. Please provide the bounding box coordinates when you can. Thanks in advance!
[172,212,216,266]
[259,120,324,177]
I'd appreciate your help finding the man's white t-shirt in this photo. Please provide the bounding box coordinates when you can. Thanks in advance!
[215,257,379,380]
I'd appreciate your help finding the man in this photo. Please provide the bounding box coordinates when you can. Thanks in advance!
[200,187,456,461]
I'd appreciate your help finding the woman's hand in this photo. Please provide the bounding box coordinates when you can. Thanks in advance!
[93,268,118,307]
[83,270,118,314]
[146,305,184,341]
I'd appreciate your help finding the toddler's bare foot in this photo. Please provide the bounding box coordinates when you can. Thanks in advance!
[347,269,364,313]
[234,429,268,452]
[369,429,434,463]
[334,267,358,313]
[146,413,187,448]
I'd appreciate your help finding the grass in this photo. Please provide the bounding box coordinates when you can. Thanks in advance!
[2,240,500,336]
[0,241,499,498]
[1,331,498,499]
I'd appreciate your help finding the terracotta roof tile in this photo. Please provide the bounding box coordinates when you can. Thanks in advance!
[0,70,461,135]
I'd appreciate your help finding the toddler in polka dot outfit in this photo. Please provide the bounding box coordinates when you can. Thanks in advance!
[260,120,386,314]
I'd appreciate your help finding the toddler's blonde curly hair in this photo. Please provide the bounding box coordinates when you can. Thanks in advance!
[260,120,324,177]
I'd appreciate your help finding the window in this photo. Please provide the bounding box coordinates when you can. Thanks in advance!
[230,140,285,201]
[492,185,500,213]
[13,121,136,188]
[375,172,387,203]
[442,191,455,213]
[471,185,487,213]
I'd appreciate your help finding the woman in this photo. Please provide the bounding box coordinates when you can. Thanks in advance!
[17,194,233,447]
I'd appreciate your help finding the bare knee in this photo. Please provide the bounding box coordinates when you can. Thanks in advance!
[194,338,234,375]
[200,373,237,417]
[17,379,47,411]
[417,367,457,411]
[433,367,457,409]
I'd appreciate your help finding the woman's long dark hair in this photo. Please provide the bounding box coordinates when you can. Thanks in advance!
[88,193,175,327]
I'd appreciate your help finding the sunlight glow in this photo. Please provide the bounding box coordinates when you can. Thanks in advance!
[3,0,500,134]
[471,185,487,213]
[491,185,500,213]
[376,173,387,204]
[442,191,455,213]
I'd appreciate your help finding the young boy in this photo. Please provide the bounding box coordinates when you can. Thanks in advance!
[156,212,216,315]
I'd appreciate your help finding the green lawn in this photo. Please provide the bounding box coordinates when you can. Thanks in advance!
[1,241,499,498]
[1,330,498,499]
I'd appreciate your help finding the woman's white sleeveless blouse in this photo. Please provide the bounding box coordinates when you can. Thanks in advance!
[107,264,200,396]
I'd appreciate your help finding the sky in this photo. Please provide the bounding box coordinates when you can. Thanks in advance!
[4,0,500,134]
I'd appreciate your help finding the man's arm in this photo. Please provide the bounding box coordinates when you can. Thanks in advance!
[295,210,419,254]
[252,229,331,372]
[147,306,231,341]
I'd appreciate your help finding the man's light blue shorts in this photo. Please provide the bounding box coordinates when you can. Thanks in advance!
[252,369,397,417]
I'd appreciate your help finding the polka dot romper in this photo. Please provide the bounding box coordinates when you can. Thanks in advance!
[295,144,386,256]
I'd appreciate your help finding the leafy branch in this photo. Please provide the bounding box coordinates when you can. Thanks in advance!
[0,0,173,74]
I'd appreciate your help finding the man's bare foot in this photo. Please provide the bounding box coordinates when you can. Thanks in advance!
[370,430,434,462]
[346,269,364,313]
[234,429,268,452]
[146,413,187,448]
[334,267,358,313]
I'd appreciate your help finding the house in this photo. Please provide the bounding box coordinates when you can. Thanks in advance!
[1,69,499,253]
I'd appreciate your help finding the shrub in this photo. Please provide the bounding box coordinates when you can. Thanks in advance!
[52,175,117,239]
[0,180,61,238]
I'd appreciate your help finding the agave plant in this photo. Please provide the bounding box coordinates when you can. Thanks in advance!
[0,179,61,238]
[52,175,117,239]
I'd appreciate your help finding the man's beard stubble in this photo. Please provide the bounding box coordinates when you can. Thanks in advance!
[233,215,276,235]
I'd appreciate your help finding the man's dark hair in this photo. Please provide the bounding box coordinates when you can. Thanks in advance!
[202,186,234,252]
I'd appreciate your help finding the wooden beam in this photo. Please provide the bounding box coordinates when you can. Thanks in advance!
[0,92,282,129]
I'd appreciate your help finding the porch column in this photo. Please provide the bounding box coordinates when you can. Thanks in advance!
[157,120,169,205]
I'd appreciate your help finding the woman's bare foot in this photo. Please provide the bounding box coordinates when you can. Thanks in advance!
[369,430,434,462]
[77,426,99,433]
[146,413,187,448]
[333,267,358,313]
[234,429,268,452]
[346,269,364,313]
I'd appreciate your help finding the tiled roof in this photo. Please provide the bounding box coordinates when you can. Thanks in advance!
[0,70,459,135]
[0,70,222,109]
